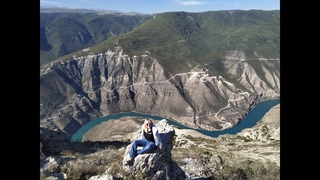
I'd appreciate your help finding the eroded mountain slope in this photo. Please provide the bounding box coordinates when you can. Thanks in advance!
[40,47,279,138]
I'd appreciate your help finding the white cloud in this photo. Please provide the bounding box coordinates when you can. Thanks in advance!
[179,0,207,6]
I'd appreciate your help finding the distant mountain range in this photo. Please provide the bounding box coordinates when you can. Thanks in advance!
[40,8,279,75]
[40,7,152,65]
[40,6,146,15]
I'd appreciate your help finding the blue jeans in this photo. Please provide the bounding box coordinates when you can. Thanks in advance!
[129,139,157,159]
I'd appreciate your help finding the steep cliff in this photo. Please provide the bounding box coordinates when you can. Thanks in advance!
[40,47,279,139]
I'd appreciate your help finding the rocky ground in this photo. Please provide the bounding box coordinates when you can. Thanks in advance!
[40,104,280,180]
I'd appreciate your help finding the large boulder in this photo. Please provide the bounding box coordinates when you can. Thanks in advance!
[122,119,185,179]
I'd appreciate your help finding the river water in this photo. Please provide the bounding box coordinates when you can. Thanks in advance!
[71,99,280,142]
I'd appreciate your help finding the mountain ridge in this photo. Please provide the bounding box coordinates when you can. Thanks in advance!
[40,9,152,65]
[41,9,280,76]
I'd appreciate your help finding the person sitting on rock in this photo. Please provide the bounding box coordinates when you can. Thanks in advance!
[126,118,163,163]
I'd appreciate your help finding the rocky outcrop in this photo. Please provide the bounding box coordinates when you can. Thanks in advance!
[40,104,280,180]
[40,48,280,139]
[121,119,185,179]
[85,119,186,180]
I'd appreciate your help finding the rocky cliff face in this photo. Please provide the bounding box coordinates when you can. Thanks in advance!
[40,47,279,139]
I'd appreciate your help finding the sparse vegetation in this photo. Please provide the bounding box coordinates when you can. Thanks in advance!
[41,125,279,180]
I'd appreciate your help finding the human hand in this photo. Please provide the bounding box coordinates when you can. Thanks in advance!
[158,145,162,150]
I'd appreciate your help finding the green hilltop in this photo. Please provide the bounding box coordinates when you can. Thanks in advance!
[74,10,280,74]
[41,10,280,76]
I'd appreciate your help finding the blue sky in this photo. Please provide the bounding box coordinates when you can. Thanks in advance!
[40,0,280,14]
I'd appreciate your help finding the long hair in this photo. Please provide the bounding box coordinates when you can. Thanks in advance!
[144,118,153,132]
